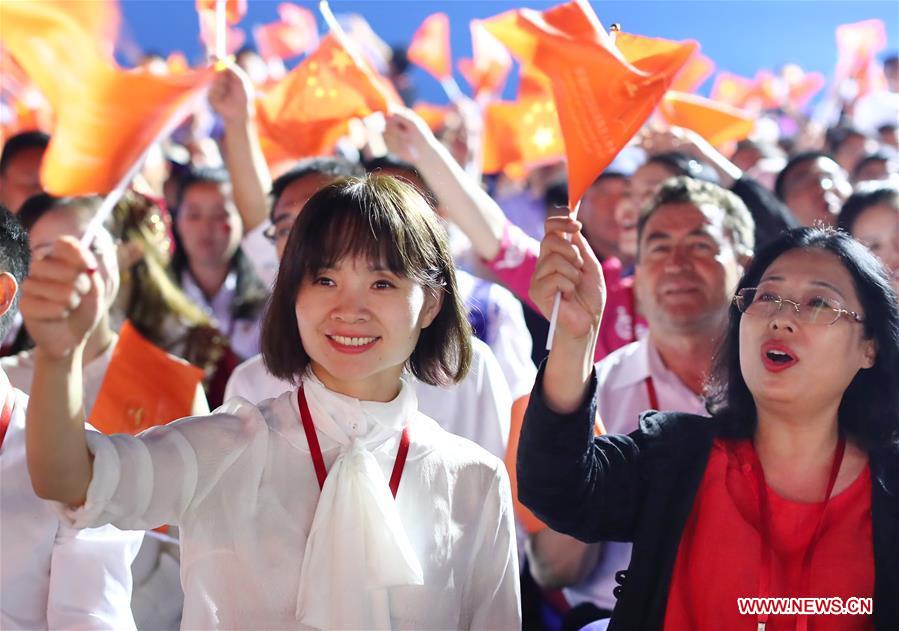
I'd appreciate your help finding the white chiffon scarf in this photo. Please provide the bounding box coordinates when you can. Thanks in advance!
[295,374,424,630]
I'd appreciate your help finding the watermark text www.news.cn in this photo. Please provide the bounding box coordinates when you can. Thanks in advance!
[738,597,873,616]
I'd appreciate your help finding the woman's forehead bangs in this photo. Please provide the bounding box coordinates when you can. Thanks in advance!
[294,197,442,282]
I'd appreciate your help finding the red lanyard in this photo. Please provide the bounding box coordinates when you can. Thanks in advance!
[748,436,846,631]
[297,387,410,498]
[0,376,15,450]
[645,376,659,410]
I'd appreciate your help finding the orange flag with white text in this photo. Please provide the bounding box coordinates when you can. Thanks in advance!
[408,13,453,81]
[90,321,204,435]
[660,92,754,147]
[484,0,696,207]
[1,0,216,195]
[256,35,402,166]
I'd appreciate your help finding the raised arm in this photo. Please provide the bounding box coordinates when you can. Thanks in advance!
[383,108,507,261]
[20,237,103,505]
[208,65,272,233]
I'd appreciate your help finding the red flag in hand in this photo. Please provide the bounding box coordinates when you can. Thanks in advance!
[90,321,205,435]
[408,13,453,81]
[484,0,696,208]
[2,0,215,196]
[256,36,401,166]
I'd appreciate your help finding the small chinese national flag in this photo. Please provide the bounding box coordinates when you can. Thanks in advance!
[670,53,715,94]
[90,321,204,435]
[407,13,453,81]
[484,0,696,208]
[256,36,401,165]
[458,19,512,99]
[710,72,757,109]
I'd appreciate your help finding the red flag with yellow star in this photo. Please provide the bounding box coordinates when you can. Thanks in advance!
[256,35,401,166]
[483,0,696,208]
[482,95,565,178]
[196,0,246,24]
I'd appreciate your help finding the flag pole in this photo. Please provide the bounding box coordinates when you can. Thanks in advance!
[440,76,466,104]
[546,20,620,351]
[215,0,227,60]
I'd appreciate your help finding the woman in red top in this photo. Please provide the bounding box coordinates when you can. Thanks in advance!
[520,223,899,630]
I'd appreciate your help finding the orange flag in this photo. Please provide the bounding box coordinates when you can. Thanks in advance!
[660,92,754,147]
[89,321,204,435]
[670,53,715,94]
[710,71,757,109]
[196,0,246,25]
[781,64,826,110]
[254,3,319,62]
[484,0,696,207]
[407,12,453,81]
[458,19,512,99]
[256,35,401,166]
[2,0,216,195]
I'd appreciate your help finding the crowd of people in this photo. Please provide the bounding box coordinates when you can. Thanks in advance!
[0,20,898,631]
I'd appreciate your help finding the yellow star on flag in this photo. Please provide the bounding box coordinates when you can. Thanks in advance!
[330,49,352,74]
[531,126,556,151]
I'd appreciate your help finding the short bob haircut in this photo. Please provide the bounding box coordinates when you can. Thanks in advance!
[261,175,472,387]
[706,226,899,449]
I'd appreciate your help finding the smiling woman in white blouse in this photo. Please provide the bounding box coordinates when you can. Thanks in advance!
[20,176,522,630]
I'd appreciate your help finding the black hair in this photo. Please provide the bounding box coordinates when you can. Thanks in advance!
[837,181,899,234]
[706,226,899,449]
[826,125,867,156]
[636,176,755,258]
[851,152,894,182]
[0,131,50,174]
[17,194,101,232]
[269,157,365,218]
[262,175,472,387]
[173,166,231,214]
[774,151,833,200]
[0,205,30,339]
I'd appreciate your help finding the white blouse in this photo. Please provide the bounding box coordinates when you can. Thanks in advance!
[61,375,521,630]
[1,389,142,630]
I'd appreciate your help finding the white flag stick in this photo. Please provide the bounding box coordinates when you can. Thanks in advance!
[215,0,227,60]
[440,76,466,104]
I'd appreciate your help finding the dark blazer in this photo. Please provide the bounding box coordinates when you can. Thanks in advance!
[518,367,899,630]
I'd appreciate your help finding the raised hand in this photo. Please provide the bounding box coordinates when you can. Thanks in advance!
[383,107,437,164]
[19,236,103,361]
[208,63,254,126]
[530,216,606,341]
[530,216,606,412]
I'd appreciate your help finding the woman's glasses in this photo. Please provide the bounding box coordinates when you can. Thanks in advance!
[733,287,864,326]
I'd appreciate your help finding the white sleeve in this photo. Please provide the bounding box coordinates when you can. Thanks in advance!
[47,522,143,630]
[56,401,268,532]
[487,286,538,401]
[241,221,278,288]
[468,339,512,461]
[462,464,522,630]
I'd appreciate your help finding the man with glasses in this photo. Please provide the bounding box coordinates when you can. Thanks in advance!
[774,152,852,228]
[526,176,755,629]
